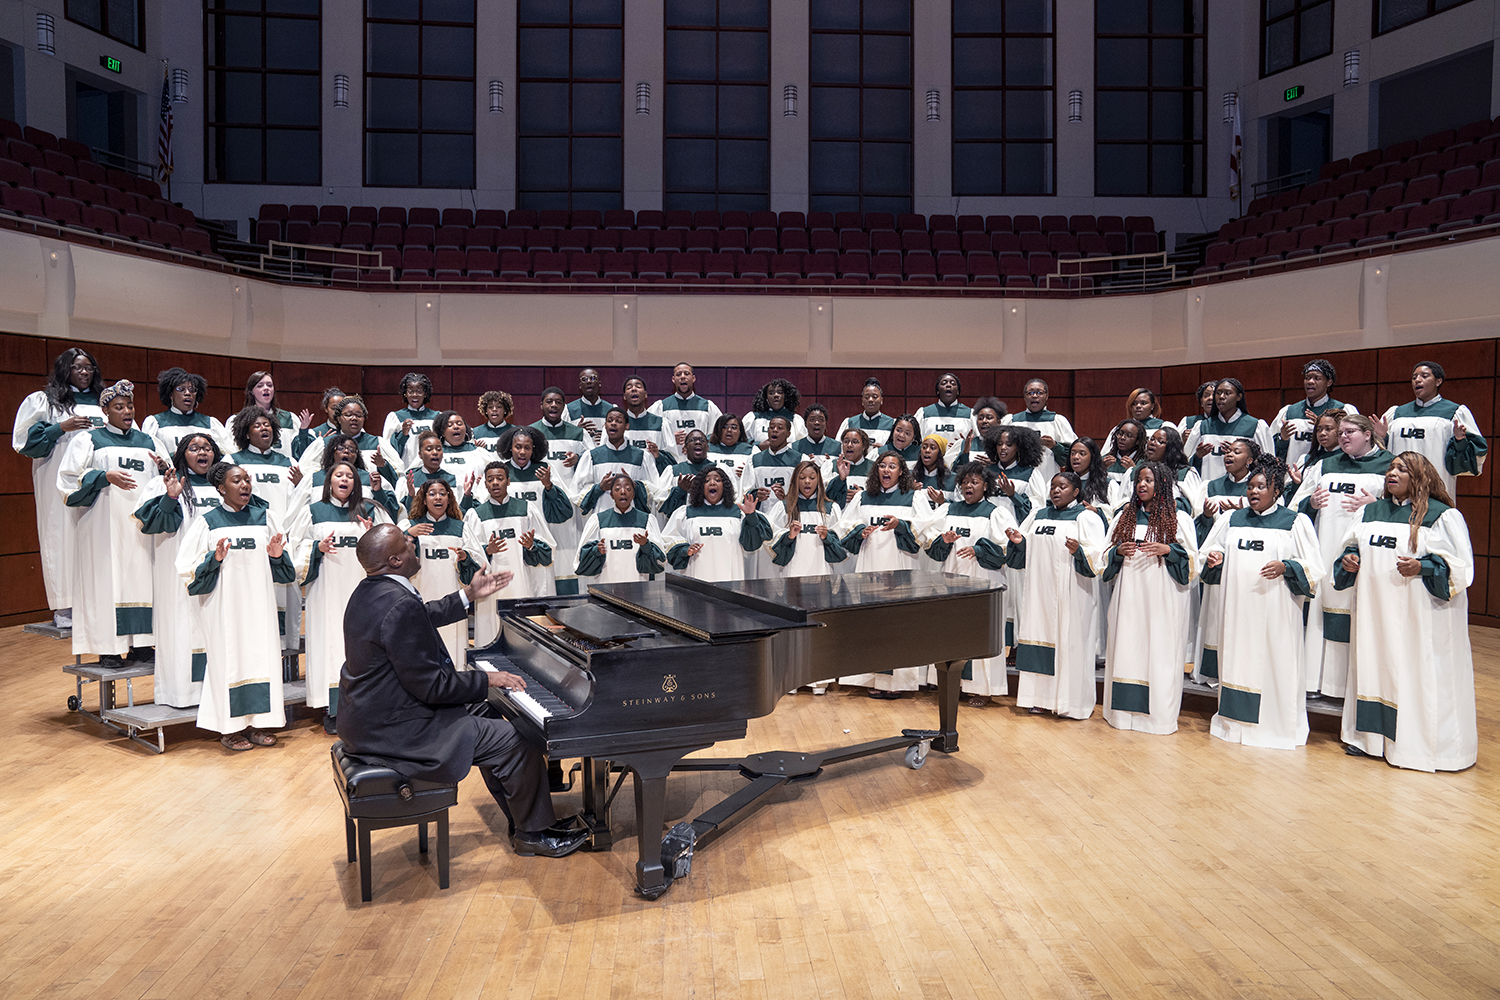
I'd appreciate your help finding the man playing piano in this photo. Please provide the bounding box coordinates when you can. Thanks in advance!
[338,524,589,859]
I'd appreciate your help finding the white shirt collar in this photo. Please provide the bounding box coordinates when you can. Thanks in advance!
[1415,394,1444,409]
[1308,394,1330,408]
[380,572,418,595]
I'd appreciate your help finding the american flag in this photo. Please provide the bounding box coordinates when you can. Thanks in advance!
[156,65,173,183]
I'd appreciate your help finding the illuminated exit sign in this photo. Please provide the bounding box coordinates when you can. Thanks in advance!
[99,55,122,74]
[1284,85,1304,101]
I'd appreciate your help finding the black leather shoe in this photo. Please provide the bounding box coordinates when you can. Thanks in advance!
[511,826,589,859]
[322,713,338,735]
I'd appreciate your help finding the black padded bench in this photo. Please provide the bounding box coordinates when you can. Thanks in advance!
[330,741,458,902]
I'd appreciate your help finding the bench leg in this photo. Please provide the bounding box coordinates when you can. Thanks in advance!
[418,820,428,854]
[345,814,357,864]
[357,821,373,903]
[437,810,449,890]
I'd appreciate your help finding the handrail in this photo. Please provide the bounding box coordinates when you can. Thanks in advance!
[1252,169,1314,197]
[1191,219,1500,283]
[89,148,156,178]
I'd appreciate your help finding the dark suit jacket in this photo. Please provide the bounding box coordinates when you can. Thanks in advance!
[337,574,485,783]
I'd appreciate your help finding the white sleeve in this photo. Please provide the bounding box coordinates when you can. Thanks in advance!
[1199,510,1231,562]
[1288,458,1324,511]
[1428,507,1475,595]
[296,436,326,477]
[1289,512,1326,596]
[208,416,236,457]
[12,391,52,453]
[1253,419,1275,459]
[175,511,216,587]
[1266,405,1289,442]
[1175,509,1200,582]
[286,502,318,583]
[660,507,689,552]
[56,432,94,503]
[1053,414,1077,445]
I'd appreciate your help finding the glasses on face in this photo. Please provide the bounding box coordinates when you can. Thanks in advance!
[70,363,95,373]
[1337,428,1358,438]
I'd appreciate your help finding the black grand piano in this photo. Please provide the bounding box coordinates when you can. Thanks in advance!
[470,570,1002,899]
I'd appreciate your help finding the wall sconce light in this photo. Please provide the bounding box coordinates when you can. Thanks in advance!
[334,73,349,109]
[636,82,650,115]
[1068,90,1082,123]
[783,84,798,117]
[1222,91,1238,125]
[171,68,189,103]
[925,89,940,122]
[36,13,55,55]
[1344,49,1360,87]
[489,80,503,114]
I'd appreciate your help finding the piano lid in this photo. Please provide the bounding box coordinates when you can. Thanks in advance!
[549,603,659,643]
[588,574,818,643]
[717,570,1003,614]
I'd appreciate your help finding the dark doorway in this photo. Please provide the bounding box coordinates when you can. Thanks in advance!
[1269,105,1331,184]
[70,76,139,167]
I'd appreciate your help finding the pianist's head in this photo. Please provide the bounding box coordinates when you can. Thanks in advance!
[357,524,419,578]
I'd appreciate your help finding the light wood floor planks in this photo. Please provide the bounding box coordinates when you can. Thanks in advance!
[1,625,1498,1000]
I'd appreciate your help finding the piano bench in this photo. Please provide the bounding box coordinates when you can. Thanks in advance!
[331,742,459,902]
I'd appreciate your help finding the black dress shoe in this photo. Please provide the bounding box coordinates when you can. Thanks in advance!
[322,713,338,735]
[98,654,127,668]
[511,826,589,858]
[128,646,155,663]
[868,689,904,700]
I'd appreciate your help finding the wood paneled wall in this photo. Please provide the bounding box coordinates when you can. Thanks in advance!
[5,332,1497,628]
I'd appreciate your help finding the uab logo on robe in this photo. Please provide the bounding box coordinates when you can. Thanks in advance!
[953,526,972,538]
[255,472,281,483]
[333,535,359,549]
[549,449,571,462]
[227,537,258,551]
[514,488,540,504]
[492,527,517,539]
[765,476,786,489]
[117,457,145,472]
[1294,430,1312,442]
[1329,482,1357,495]
[428,547,452,559]
[1400,427,1426,439]
[1369,534,1398,549]
[698,526,723,536]
[609,539,634,550]
[1035,525,1057,536]
[673,418,695,429]
[1237,538,1265,551]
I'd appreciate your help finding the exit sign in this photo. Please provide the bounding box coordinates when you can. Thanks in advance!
[1284,85,1304,101]
[99,55,122,73]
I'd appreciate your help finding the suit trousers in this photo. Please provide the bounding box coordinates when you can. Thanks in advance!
[467,712,555,834]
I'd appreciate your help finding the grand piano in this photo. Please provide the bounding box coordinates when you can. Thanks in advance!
[470,570,1002,899]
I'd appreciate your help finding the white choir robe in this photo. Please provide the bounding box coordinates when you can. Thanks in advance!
[1001,409,1077,484]
[1334,499,1476,772]
[769,499,849,692]
[289,498,391,713]
[1010,502,1108,719]
[651,393,723,461]
[921,499,1017,696]
[405,514,480,670]
[295,430,403,485]
[1190,472,1252,682]
[1380,396,1488,500]
[836,486,937,691]
[427,441,492,504]
[1267,397,1359,469]
[993,464,1040,651]
[133,476,222,708]
[177,504,294,734]
[835,412,896,453]
[1100,507,1200,735]
[462,497,556,649]
[739,445,801,579]
[231,446,302,652]
[13,388,104,611]
[383,407,441,467]
[661,502,777,583]
[575,506,668,584]
[1183,409,1276,482]
[503,460,577,596]
[571,442,662,516]
[1199,506,1324,750]
[1288,447,1394,696]
[141,408,235,459]
[743,409,808,448]
[916,402,975,463]
[57,425,167,658]
[708,443,754,484]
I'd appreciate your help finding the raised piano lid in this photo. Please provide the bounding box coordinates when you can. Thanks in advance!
[723,570,1003,613]
[587,573,819,643]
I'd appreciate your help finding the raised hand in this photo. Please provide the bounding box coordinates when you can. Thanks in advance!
[298,408,315,429]
[739,494,758,514]
[997,470,1015,496]
[288,465,303,487]
[787,520,802,539]
[487,531,506,556]
[267,532,285,558]
[214,537,231,561]
[466,566,514,601]
[464,472,476,496]
[942,529,959,544]
[1005,527,1024,545]
[537,464,552,489]
[452,547,469,562]
[1454,416,1468,441]
[1280,421,1296,441]
[1118,540,1138,558]
[1040,434,1056,449]
[562,452,580,468]
[355,511,373,530]
[927,487,946,505]
[318,530,336,554]
[836,456,850,479]
[370,470,383,492]
[646,442,660,459]
[1117,455,1136,469]
[519,529,536,550]
[596,539,607,555]
[163,469,182,499]
[401,418,414,435]
[632,531,649,545]
[880,515,898,532]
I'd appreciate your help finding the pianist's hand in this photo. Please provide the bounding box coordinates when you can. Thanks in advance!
[485,670,528,692]
[465,567,514,603]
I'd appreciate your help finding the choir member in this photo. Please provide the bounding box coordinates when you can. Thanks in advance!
[955,396,1006,466]
[296,395,402,488]
[1067,437,1111,512]
[397,431,475,512]
[178,462,295,751]
[914,433,956,504]
[1102,389,1166,457]
[1002,378,1076,483]
[462,462,556,646]
[141,367,234,457]
[572,408,660,516]
[13,347,104,628]
[1178,381,1218,438]
[1006,471,1108,719]
[296,432,402,522]
[662,467,776,583]
[57,380,167,664]
[1199,455,1324,750]
[1103,418,1148,501]
[288,460,391,733]
[1377,361,1487,500]
[575,475,667,584]
[471,390,516,451]
[1290,413,1392,698]
[242,371,298,461]
[1268,359,1359,468]
[531,387,590,496]
[622,376,676,468]
[707,413,755,482]
[1193,438,1260,684]
[500,425,576,595]
[382,372,439,464]
[744,378,806,448]
[740,415,799,502]
[1100,462,1200,735]
[404,478,480,669]
[1334,451,1475,771]
[770,461,849,694]
[134,432,224,708]
[291,386,345,460]
[427,410,492,501]
[884,414,921,464]
[1284,408,1344,501]
[659,429,716,518]
[792,404,841,478]
[565,367,609,445]
[838,453,937,698]
[988,424,1044,651]
[651,363,724,459]
[228,405,302,656]
[826,427,875,507]
[924,462,1016,705]
[1184,378,1275,482]
[917,373,975,454]
[835,377,896,451]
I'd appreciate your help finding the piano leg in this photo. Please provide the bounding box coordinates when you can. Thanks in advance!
[624,746,706,900]
[904,659,962,754]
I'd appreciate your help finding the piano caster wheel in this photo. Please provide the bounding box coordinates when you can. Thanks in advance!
[67,694,80,712]
[904,741,929,770]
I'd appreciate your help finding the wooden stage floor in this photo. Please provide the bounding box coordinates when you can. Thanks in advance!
[1,624,1497,1000]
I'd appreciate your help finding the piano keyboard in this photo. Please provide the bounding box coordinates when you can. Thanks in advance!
[475,657,575,721]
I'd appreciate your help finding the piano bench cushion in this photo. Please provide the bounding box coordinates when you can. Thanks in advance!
[332,742,459,820]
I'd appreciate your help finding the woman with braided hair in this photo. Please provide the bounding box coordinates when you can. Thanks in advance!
[1332,451,1475,771]
[1100,461,1199,735]
[1198,454,1324,749]
[382,372,439,463]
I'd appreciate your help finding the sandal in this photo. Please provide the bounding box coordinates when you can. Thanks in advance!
[221,733,253,752]
[245,730,277,747]
[966,696,990,708]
